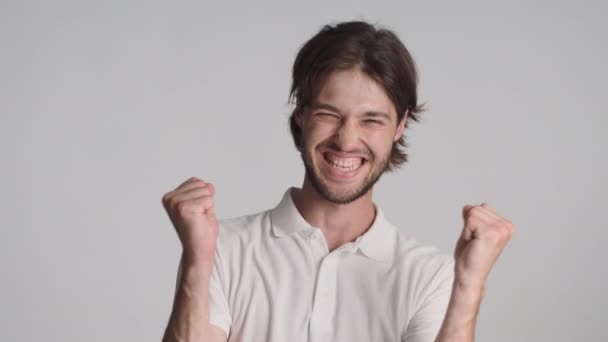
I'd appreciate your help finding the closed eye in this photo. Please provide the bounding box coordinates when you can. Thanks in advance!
[317,112,339,119]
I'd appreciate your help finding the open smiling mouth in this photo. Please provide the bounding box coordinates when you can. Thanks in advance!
[321,151,368,178]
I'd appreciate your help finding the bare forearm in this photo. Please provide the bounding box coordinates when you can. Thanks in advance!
[434,280,485,342]
[435,202,514,341]
[163,260,214,342]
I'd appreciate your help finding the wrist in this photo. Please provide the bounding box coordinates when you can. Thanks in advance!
[452,277,485,305]
[181,251,214,277]
[454,273,486,292]
[181,247,215,266]
[180,262,214,287]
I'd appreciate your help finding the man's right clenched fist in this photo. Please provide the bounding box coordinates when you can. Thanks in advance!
[162,177,218,265]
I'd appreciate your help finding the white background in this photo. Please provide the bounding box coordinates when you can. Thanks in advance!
[1,0,606,341]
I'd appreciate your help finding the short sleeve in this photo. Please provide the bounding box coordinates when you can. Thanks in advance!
[174,245,232,337]
[402,254,454,342]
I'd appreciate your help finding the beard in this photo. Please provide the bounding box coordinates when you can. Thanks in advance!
[300,142,391,205]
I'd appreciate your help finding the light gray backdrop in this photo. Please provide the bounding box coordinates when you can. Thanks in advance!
[1,0,606,341]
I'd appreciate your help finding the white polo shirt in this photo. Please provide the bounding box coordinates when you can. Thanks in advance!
[180,187,454,342]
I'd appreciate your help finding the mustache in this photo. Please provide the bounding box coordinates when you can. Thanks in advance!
[321,142,370,157]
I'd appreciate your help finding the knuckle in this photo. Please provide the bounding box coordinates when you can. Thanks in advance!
[499,218,514,230]
[188,177,202,183]
[469,206,483,216]
[195,179,211,188]
[206,183,215,194]
[162,191,173,205]
[462,205,473,216]
[481,202,495,211]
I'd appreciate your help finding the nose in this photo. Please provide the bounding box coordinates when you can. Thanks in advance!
[334,120,359,152]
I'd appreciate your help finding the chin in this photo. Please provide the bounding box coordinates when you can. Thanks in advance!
[300,144,389,205]
[308,158,377,205]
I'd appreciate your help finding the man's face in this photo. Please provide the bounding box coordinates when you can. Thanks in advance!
[296,68,406,204]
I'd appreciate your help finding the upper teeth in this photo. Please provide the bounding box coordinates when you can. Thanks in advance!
[325,153,362,168]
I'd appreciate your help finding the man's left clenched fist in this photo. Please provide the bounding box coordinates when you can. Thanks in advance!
[453,203,515,291]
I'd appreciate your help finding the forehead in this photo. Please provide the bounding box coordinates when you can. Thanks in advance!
[313,68,396,119]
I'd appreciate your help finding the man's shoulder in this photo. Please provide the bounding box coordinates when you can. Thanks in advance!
[216,206,274,241]
[391,227,454,272]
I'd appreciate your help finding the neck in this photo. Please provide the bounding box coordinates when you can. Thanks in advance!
[292,175,377,252]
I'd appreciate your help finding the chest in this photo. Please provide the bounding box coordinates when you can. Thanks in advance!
[223,236,410,341]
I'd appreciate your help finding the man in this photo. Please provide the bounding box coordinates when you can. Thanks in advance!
[161,21,515,342]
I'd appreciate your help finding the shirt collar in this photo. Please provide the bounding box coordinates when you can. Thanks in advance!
[270,187,397,263]
[270,187,312,237]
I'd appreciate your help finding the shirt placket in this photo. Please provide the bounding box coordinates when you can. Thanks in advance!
[304,229,355,342]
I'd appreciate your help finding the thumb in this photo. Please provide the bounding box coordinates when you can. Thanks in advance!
[206,204,217,223]
[462,205,475,241]
[204,183,217,218]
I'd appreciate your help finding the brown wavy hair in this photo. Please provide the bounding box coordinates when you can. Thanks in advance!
[288,21,425,171]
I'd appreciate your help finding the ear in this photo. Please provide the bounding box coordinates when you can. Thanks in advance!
[294,108,304,128]
[393,110,408,142]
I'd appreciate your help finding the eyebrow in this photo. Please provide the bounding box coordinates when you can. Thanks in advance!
[311,101,392,121]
